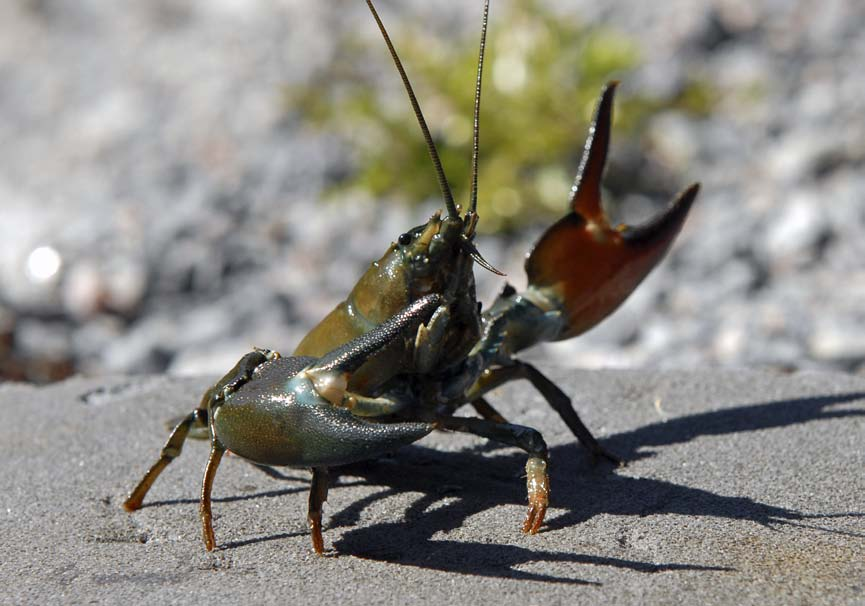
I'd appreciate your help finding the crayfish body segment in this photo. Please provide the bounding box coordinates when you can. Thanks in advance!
[294,210,481,394]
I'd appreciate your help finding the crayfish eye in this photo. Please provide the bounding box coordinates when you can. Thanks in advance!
[398,232,413,246]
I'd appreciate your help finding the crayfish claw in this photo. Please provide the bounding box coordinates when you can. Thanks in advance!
[569,80,617,224]
[521,84,699,342]
[619,182,700,245]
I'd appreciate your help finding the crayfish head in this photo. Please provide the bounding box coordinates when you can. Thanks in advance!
[388,210,465,288]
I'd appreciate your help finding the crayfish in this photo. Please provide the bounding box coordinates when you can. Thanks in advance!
[124,0,699,555]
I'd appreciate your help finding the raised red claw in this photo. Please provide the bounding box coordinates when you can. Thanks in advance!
[525,82,699,341]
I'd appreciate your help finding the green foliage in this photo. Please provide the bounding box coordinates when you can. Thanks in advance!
[286,0,714,232]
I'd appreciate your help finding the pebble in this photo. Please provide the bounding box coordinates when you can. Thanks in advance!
[1,0,864,379]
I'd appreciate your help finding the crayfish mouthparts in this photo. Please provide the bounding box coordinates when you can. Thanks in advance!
[460,236,505,276]
[416,211,442,249]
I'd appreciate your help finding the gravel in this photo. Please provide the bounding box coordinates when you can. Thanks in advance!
[1,0,864,379]
[2,367,863,604]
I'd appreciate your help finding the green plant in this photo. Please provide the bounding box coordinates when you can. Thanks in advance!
[286,0,713,232]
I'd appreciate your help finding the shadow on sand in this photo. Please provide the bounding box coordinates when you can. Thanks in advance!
[235,391,865,583]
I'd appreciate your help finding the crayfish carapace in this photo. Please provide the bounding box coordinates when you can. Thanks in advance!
[124,0,699,554]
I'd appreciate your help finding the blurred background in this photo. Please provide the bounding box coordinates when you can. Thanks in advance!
[1,0,864,384]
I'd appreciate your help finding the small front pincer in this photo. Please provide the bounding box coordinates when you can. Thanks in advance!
[125,295,442,554]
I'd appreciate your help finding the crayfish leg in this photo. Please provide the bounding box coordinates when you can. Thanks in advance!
[523,457,549,534]
[307,467,330,555]
[467,361,621,465]
[199,441,225,552]
[470,397,508,424]
[437,415,550,533]
[517,362,622,466]
[123,408,207,511]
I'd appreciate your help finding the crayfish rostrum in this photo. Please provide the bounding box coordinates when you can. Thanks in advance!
[124,0,699,555]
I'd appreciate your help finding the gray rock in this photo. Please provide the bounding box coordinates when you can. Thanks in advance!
[4,0,865,377]
[0,369,862,604]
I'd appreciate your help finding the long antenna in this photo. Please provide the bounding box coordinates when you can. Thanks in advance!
[469,0,490,219]
[364,0,459,218]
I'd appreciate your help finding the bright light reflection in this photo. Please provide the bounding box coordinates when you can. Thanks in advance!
[26,246,62,282]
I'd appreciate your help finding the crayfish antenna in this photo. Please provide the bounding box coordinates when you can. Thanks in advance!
[468,0,491,225]
[364,0,459,219]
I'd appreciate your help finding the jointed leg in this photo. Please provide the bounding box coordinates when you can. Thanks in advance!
[524,457,549,534]
[437,415,550,533]
[200,441,225,551]
[467,361,621,465]
[307,467,330,555]
[471,397,508,424]
[124,347,269,512]
[123,408,207,511]
[521,362,621,465]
